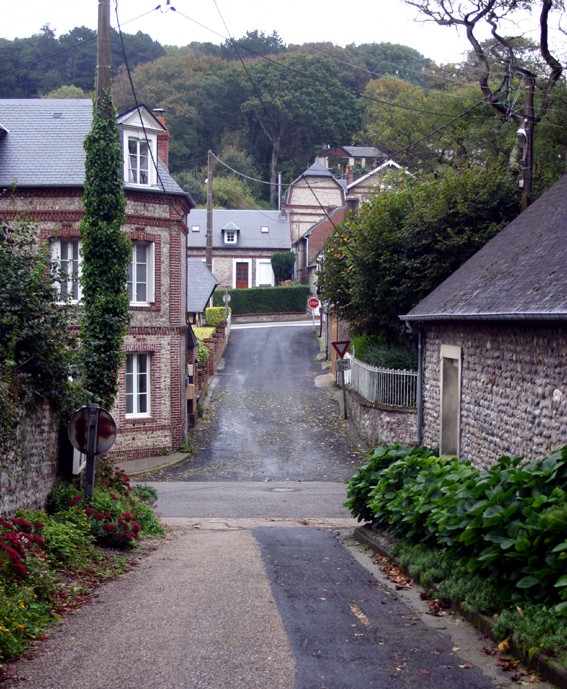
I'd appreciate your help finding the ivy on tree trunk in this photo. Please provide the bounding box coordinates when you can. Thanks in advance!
[80,90,131,410]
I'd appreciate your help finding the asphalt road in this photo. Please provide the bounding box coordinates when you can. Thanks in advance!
[142,323,363,483]
[4,324,551,688]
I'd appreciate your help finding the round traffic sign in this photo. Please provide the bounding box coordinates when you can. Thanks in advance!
[308,297,320,309]
[68,406,117,455]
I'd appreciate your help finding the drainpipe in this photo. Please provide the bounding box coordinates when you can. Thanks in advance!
[416,326,423,448]
[405,320,423,447]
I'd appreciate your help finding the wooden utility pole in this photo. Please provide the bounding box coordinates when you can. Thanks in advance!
[206,150,213,272]
[96,0,112,113]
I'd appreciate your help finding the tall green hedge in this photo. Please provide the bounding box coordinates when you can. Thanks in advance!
[212,285,310,314]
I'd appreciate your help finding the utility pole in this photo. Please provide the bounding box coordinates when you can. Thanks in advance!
[96,0,111,114]
[206,150,213,272]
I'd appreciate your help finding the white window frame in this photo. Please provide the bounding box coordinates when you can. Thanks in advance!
[192,225,200,232]
[224,230,237,244]
[125,352,150,418]
[261,225,269,233]
[128,241,155,305]
[123,132,157,187]
[52,238,82,303]
[256,259,274,287]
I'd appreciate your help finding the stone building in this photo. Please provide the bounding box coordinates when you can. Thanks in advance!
[187,209,291,289]
[0,98,195,461]
[403,173,567,468]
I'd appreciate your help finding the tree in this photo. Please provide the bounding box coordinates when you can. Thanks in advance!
[241,54,363,205]
[80,90,131,409]
[220,30,286,60]
[317,166,520,342]
[271,252,295,284]
[405,0,564,207]
[0,220,82,447]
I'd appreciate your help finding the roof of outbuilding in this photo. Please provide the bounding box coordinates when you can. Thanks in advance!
[187,209,291,250]
[343,146,387,159]
[0,99,190,202]
[187,259,219,313]
[403,174,567,322]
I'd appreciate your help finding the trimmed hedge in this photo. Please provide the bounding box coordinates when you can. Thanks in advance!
[212,285,310,314]
[205,306,230,327]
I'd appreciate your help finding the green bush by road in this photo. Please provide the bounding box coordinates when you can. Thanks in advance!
[345,444,567,664]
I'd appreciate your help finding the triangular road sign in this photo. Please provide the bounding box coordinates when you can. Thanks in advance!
[331,340,350,359]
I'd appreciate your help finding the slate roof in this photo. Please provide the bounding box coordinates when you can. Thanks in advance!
[343,146,387,159]
[0,99,191,202]
[403,174,567,322]
[187,259,219,313]
[187,210,291,250]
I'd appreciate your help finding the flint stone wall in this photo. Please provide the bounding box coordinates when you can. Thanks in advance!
[0,401,61,518]
[422,322,567,469]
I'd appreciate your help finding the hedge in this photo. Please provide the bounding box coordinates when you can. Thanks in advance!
[212,285,310,314]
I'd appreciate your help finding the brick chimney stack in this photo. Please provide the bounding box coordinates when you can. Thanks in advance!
[153,107,170,169]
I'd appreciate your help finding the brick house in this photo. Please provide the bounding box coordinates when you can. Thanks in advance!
[402,174,567,468]
[187,209,291,289]
[0,98,195,461]
[282,162,346,243]
[346,159,403,204]
[293,206,346,291]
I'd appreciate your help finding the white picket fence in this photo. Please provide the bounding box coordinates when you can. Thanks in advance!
[344,354,417,409]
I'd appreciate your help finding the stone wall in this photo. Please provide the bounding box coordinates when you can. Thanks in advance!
[422,322,567,468]
[346,388,417,449]
[0,401,62,518]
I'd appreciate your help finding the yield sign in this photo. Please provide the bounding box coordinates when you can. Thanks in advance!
[331,340,350,359]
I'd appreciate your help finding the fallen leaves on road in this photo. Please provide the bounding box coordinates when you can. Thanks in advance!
[373,554,414,590]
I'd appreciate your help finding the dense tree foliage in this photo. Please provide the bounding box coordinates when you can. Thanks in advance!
[317,166,521,342]
[0,24,165,97]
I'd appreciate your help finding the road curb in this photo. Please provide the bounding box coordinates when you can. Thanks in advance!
[353,525,567,689]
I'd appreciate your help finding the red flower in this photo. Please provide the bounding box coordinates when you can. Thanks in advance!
[102,523,116,533]
[85,507,95,516]
[110,493,119,501]
[132,522,141,533]
[94,513,104,521]
[121,512,132,521]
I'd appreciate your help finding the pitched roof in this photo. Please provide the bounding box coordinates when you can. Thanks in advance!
[342,146,387,159]
[187,209,291,250]
[187,259,219,313]
[347,159,402,191]
[0,99,191,202]
[403,174,567,322]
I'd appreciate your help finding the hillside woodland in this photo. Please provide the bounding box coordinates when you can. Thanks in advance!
[2,25,566,209]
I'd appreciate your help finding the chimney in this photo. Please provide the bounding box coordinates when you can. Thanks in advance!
[346,196,359,212]
[346,166,354,186]
[153,107,170,169]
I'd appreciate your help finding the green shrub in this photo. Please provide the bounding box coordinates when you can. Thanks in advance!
[198,341,209,363]
[130,484,158,503]
[346,444,567,612]
[352,334,418,370]
[212,285,310,314]
[205,306,230,327]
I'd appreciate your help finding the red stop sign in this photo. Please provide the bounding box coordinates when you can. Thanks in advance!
[308,298,319,309]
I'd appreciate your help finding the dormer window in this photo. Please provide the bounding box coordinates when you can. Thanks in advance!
[224,230,237,244]
[128,137,150,184]
[118,107,162,187]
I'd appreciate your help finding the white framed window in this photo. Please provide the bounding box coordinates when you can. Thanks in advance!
[224,230,237,244]
[261,225,269,233]
[124,134,157,186]
[128,241,155,305]
[52,238,82,303]
[192,225,200,232]
[125,353,150,417]
[256,259,274,287]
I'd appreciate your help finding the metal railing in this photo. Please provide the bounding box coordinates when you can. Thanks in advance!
[347,354,417,408]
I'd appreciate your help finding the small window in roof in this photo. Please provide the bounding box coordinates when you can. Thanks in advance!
[261,226,269,233]
[192,225,200,232]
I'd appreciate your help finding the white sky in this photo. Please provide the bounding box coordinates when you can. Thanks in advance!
[1,0,560,66]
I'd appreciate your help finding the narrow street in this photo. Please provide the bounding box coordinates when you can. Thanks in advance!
[3,323,555,688]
